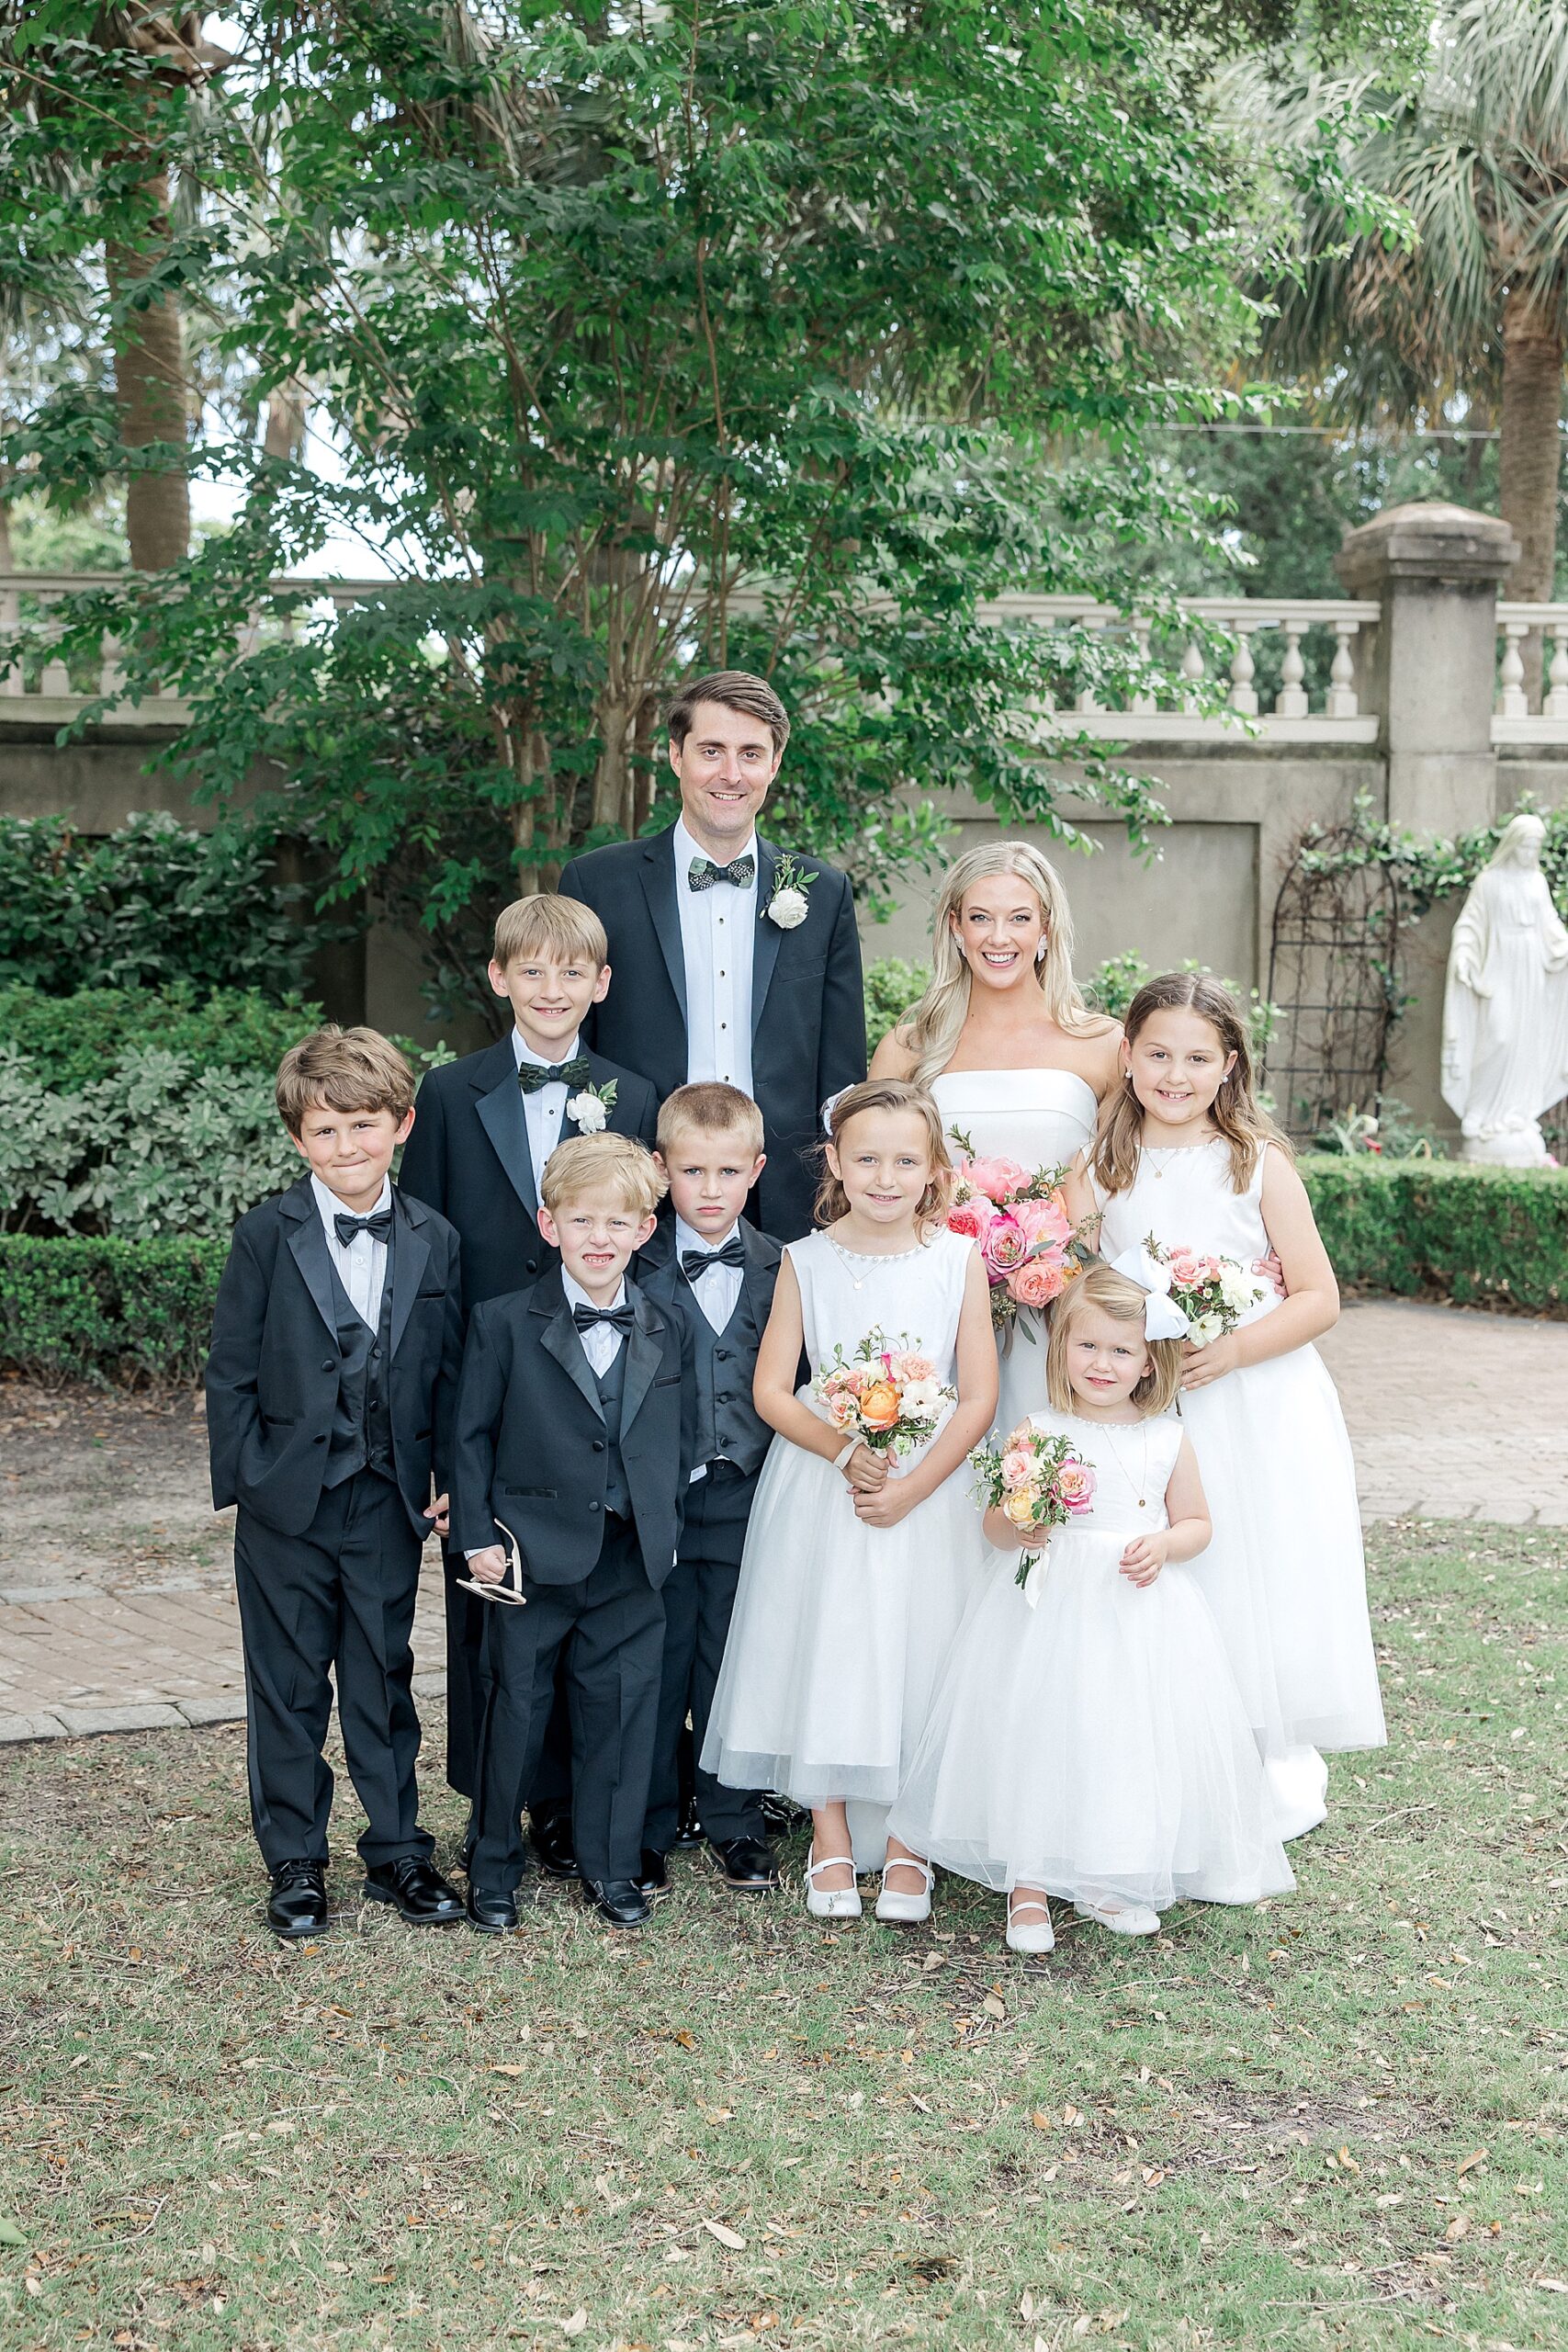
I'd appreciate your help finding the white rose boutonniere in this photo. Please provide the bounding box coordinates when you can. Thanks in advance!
[566,1078,617,1135]
[765,851,814,931]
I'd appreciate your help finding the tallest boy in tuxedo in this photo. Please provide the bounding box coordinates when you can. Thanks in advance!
[559,670,866,1246]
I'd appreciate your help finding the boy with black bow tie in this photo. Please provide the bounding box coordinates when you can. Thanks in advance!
[451,1134,695,1931]
[206,1028,465,1940]
[637,1084,784,1896]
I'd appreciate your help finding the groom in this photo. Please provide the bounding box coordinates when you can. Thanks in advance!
[559,671,866,1242]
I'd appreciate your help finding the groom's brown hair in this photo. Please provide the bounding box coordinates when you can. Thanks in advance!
[667,670,791,756]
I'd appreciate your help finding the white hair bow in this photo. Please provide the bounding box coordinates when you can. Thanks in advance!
[1107,1244,1192,1341]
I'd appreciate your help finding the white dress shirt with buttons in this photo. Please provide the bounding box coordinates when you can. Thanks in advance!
[312,1172,390,1331]
[672,815,757,1096]
[562,1270,628,1377]
[513,1026,582,1188]
[674,1215,744,1335]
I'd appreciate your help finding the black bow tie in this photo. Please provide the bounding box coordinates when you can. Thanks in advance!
[572,1302,635,1338]
[682,1236,747,1282]
[687,853,756,893]
[517,1054,591,1096]
[333,1208,392,1248]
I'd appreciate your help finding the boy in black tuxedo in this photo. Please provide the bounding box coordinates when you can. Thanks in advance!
[399,893,659,1828]
[452,1134,694,1932]
[637,1084,783,1895]
[206,1027,465,1940]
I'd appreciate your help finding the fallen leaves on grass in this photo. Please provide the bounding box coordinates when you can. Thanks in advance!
[702,2219,746,2251]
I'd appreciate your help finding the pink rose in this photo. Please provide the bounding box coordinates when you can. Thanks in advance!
[899,1353,935,1383]
[1168,1248,1200,1285]
[1012,1194,1071,1250]
[980,1212,1029,1276]
[1056,1460,1097,1514]
[999,1449,1033,1493]
[964,1155,1030,1204]
[827,1392,859,1430]
[1003,1419,1036,1451]
[1007,1258,1067,1310]
[947,1198,996,1242]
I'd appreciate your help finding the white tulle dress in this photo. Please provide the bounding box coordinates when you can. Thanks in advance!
[929,1067,1099,1435]
[702,1227,987,1871]
[1093,1140,1386,1836]
[890,1407,1295,1910]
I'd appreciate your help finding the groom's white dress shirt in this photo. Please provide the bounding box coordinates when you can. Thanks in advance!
[673,815,757,1098]
[312,1172,390,1330]
[513,1025,582,1183]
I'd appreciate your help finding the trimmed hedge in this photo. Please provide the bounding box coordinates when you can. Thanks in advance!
[2,1160,1563,1385]
[0,985,324,1092]
[1301,1155,1568,1314]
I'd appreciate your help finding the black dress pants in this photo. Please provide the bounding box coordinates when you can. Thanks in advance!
[470,1514,664,1893]
[446,1555,574,1827]
[233,1471,433,1872]
[644,1462,764,1853]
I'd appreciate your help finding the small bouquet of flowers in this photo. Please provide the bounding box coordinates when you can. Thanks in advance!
[945,1133,1083,1332]
[811,1328,955,1464]
[971,1419,1098,1592]
[1143,1233,1268,1346]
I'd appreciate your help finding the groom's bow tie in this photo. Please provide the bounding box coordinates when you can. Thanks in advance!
[572,1302,635,1338]
[333,1208,393,1248]
[517,1055,591,1096]
[687,853,756,893]
[681,1237,747,1281]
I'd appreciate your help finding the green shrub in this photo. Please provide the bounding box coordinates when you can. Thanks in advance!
[863,956,931,1051]
[1302,1156,1568,1313]
[0,811,340,998]
[0,1236,226,1385]
[0,985,325,1092]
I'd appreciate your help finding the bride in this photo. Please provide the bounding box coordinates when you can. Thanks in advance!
[870,842,1122,1432]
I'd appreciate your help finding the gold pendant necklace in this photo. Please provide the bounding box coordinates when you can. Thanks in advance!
[1097,1419,1150,1509]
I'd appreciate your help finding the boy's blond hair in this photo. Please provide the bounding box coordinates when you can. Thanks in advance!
[1044,1263,1183,1419]
[656,1081,765,1160]
[541,1133,667,1220]
[275,1026,415,1136]
[493,892,608,973]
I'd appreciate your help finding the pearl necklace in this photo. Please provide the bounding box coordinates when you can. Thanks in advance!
[826,1236,925,1293]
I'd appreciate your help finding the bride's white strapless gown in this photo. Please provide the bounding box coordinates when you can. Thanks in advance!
[929,1067,1100,1437]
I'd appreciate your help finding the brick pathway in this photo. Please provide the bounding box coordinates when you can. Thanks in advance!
[1,1299,1563,1742]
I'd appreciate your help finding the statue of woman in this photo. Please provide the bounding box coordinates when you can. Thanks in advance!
[1441,812,1568,1165]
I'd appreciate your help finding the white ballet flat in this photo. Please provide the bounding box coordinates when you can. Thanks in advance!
[874,1856,934,1925]
[804,1852,862,1919]
[1074,1895,1160,1937]
[1005,1896,1055,1955]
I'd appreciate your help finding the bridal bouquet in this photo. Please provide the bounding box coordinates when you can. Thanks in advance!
[971,1419,1098,1590]
[812,1329,955,1464]
[944,1133,1082,1330]
[1144,1233,1268,1346]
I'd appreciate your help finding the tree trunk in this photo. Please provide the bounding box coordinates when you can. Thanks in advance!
[1498,283,1565,705]
[263,379,309,464]
[105,166,190,571]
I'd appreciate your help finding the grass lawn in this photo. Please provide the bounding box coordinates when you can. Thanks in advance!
[1,1519,1563,2352]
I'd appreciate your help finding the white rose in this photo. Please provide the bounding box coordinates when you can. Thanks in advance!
[1191,1311,1225,1346]
[1217,1263,1256,1311]
[768,886,809,930]
[567,1091,607,1134]
[899,1378,942,1420]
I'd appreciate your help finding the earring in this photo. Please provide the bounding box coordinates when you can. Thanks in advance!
[1035,941,1048,964]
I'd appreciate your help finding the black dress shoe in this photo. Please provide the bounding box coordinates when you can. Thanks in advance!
[582,1877,652,1928]
[637,1849,670,1897]
[672,1801,705,1850]
[708,1835,779,1892]
[456,1826,475,1874]
[363,1857,464,1927]
[266,1858,329,1940]
[529,1812,579,1880]
[466,1882,519,1935]
[760,1789,810,1835]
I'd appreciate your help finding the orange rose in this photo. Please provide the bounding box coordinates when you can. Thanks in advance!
[858,1381,901,1431]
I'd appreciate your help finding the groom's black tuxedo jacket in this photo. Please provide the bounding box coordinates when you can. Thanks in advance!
[449,1265,695,1589]
[205,1175,463,1540]
[398,1036,659,1311]
[559,825,866,1241]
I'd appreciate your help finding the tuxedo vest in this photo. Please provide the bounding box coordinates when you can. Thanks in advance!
[592,1339,632,1519]
[684,1288,770,1477]
[322,1245,397,1490]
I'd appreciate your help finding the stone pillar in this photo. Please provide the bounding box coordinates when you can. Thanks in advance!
[1336,501,1518,835]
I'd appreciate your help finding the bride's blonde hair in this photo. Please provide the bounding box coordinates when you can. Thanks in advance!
[895,842,1113,1087]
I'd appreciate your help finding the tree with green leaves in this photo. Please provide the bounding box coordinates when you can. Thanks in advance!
[3,0,1344,1020]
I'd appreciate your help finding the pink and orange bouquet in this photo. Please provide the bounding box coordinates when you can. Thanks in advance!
[811,1328,955,1464]
[971,1419,1098,1589]
[945,1133,1082,1329]
[1143,1232,1267,1347]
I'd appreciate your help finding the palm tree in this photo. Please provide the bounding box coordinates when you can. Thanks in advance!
[1247,2,1568,686]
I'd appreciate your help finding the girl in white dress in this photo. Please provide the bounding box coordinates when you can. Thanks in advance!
[868,842,1119,1433]
[1066,973,1386,1839]
[703,1080,998,1923]
[892,1263,1293,1951]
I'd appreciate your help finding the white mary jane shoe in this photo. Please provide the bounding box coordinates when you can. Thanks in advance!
[1005,1896,1055,1956]
[1074,1894,1160,1938]
[874,1856,934,1925]
[804,1851,862,1919]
